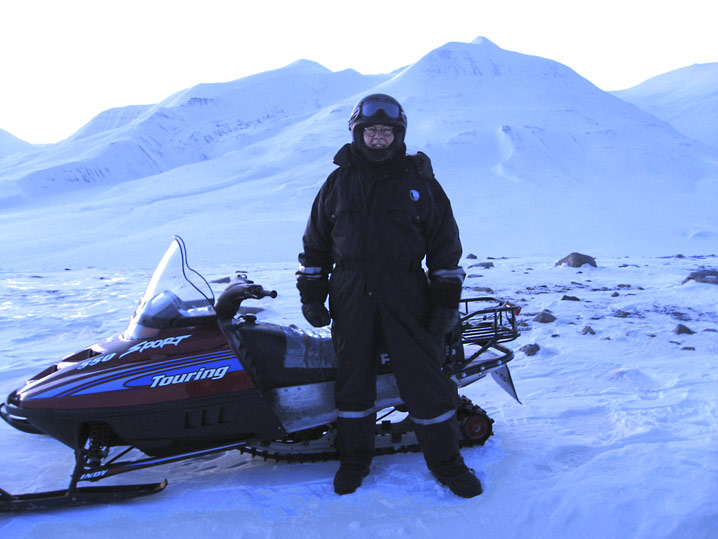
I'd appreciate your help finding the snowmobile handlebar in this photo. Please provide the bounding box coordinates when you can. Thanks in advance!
[253,288,278,299]
[214,280,277,320]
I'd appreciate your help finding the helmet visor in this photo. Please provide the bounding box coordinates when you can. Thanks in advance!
[360,101,401,120]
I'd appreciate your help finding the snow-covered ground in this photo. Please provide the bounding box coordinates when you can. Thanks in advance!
[0,250,716,538]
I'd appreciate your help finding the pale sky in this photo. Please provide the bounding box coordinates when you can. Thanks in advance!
[1,0,716,144]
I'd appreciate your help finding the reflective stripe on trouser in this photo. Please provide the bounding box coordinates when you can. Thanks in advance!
[410,408,456,426]
[413,414,465,475]
[339,408,455,425]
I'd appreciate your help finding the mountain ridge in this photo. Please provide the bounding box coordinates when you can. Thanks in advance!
[0,38,716,268]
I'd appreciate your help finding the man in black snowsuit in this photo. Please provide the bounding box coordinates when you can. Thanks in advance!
[297,94,481,498]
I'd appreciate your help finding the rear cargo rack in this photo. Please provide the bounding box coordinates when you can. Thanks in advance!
[459,297,520,361]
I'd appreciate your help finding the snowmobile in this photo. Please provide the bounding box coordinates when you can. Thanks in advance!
[0,236,521,511]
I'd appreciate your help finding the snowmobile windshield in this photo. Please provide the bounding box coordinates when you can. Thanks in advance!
[123,236,215,340]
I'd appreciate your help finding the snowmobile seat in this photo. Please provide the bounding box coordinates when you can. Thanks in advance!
[234,322,339,388]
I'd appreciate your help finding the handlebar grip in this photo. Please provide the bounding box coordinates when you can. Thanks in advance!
[215,284,276,319]
[251,286,277,299]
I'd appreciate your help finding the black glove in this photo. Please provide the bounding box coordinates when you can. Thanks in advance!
[427,305,459,336]
[302,302,331,327]
[296,268,329,303]
[426,272,462,336]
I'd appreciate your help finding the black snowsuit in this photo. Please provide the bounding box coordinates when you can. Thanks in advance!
[298,143,466,474]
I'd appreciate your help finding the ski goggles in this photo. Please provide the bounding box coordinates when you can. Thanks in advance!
[361,101,402,119]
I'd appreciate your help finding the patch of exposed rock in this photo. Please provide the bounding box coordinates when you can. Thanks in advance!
[520,343,541,356]
[468,262,495,269]
[681,269,718,285]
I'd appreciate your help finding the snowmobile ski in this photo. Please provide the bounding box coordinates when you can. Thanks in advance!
[0,480,167,512]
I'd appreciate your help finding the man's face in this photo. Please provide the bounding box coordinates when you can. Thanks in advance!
[363,125,394,149]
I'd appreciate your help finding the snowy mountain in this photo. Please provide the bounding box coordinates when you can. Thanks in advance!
[612,63,718,148]
[0,128,35,160]
[0,37,716,270]
[0,60,391,207]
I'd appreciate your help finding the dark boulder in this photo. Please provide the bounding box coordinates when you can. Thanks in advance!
[674,324,695,335]
[533,311,557,323]
[555,252,597,268]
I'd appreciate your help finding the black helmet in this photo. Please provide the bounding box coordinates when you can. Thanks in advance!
[348,94,407,132]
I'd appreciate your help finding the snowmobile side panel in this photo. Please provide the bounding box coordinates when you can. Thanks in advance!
[19,388,286,455]
[17,329,243,410]
[271,372,403,432]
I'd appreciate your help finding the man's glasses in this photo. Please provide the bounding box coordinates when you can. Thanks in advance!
[364,126,394,138]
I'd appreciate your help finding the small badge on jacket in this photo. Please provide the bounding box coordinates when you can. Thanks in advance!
[409,189,420,202]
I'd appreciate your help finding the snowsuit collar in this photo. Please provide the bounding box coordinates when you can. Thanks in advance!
[333,143,354,167]
[333,143,408,174]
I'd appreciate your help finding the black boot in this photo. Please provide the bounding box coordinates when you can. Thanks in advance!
[333,464,371,495]
[432,464,482,498]
[333,415,375,495]
[414,415,483,498]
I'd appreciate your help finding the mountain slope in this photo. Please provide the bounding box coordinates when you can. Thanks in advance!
[0,129,35,160]
[612,63,718,148]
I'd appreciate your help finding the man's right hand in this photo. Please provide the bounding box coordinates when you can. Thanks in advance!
[302,302,331,327]
[427,305,459,336]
